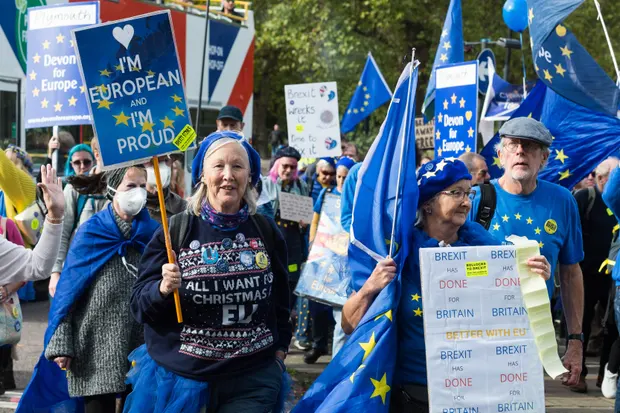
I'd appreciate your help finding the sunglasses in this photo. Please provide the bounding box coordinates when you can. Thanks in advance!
[72,159,93,167]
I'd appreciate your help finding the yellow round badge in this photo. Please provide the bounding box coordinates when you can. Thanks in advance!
[12,307,19,319]
[544,219,558,235]
[255,251,269,269]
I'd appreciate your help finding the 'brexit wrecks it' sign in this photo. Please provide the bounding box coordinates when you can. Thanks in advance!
[73,10,192,168]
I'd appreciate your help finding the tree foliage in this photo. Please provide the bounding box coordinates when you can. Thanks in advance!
[252,0,620,155]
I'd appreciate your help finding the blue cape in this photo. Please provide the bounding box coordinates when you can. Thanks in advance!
[17,204,159,413]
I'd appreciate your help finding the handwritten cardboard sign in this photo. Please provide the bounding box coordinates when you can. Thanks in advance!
[279,192,314,223]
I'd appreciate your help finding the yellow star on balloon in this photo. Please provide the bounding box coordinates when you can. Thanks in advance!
[29,70,37,81]
[560,45,573,59]
[140,120,155,133]
[514,213,522,220]
[413,308,423,317]
[459,97,466,108]
[172,106,185,117]
[543,69,553,83]
[54,101,62,112]
[374,310,393,322]
[535,227,541,235]
[40,98,49,108]
[411,293,420,302]
[451,93,457,104]
[526,217,533,225]
[493,223,500,231]
[32,87,40,97]
[160,116,175,129]
[555,149,568,164]
[555,63,566,77]
[42,40,51,49]
[558,169,572,180]
[443,99,449,110]
[32,53,41,63]
[68,96,77,106]
[370,373,391,405]
[359,332,376,361]
[97,99,113,110]
[113,111,131,126]
[100,68,112,77]
[147,70,156,76]
[56,33,65,43]
[502,215,509,222]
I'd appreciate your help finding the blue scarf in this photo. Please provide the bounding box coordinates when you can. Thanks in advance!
[17,204,159,413]
[200,201,249,231]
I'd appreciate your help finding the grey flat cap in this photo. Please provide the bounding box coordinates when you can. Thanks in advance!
[499,117,553,147]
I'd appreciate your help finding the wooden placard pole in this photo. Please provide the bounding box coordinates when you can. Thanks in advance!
[152,156,183,323]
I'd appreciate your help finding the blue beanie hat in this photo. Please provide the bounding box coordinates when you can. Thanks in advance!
[417,157,472,207]
[319,157,337,169]
[191,131,261,187]
[336,157,356,171]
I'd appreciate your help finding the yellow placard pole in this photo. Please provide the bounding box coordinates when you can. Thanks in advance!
[153,156,183,323]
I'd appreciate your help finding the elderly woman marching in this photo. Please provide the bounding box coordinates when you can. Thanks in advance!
[126,131,292,413]
[341,158,552,411]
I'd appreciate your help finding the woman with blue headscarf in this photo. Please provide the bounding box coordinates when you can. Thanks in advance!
[126,131,292,413]
[340,158,552,411]
[64,144,94,178]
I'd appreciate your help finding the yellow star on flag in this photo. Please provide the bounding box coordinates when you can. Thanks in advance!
[147,70,156,76]
[349,364,366,383]
[171,94,182,102]
[370,373,391,405]
[535,227,541,235]
[539,241,544,248]
[172,106,185,117]
[465,145,471,153]
[363,86,367,91]
[97,99,113,110]
[113,111,131,126]
[359,332,376,361]
[32,87,40,97]
[365,93,370,99]
[413,308,423,317]
[160,116,175,129]
[131,66,140,72]
[528,8,534,24]
[374,310,393,322]
[140,120,155,133]
[493,157,501,167]
[555,149,568,164]
[40,98,49,108]
[435,131,441,140]
[443,41,451,50]
[69,39,75,48]
[440,53,448,63]
[100,68,112,77]
[29,70,37,81]
[514,213,522,220]
[441,30,448,38]
[80,85,86,94]
[493,223,500,231]
[451,93,457,104]
[543,69,553,83]
[534,63,539,72]
[55,33,65,43]
[115,63,124,71]
[467,127,474,138]
[443,99,449,110]
[42,40,51,49]
[358,81,362,86]
[558,169,572,180]
[560,45,573,59]
[438,148,443,157]
[68,96,77,106]
[459,97,466,108]
[411,294,420,302]
[502,214,509,222]
[99,84,109,94]
[32,53,41,63]
[438,113,443,123]
[364,101,369,106]
[526,217,533,225]
[360,107,365,112]
[555,63,566,77]
[353,108,359,114]
[54,101,62,112]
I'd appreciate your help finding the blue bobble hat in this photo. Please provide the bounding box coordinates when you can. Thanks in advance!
[319,157,337,169]
[336,157,356,170]
[417,157,472,207]
[191,131,261,187]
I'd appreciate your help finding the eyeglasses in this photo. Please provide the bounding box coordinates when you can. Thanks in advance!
[280,164,297,170]
[439,189,475,201]
[477,169,489,177]
[72,159,93,167]
[320,171,336,177]
[503,140,542,153]
[588,171,597,178]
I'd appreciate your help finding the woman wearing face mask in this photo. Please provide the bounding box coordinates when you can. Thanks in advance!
[19,166,159,413]
[48,138,107,298]
[126,131,291,413]
[143,155,187,224]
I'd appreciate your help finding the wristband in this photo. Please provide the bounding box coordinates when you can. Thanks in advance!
[46,216,64,224]
[567,333,584,343]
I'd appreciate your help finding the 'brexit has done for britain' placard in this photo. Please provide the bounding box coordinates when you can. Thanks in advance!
[72,11,192,169]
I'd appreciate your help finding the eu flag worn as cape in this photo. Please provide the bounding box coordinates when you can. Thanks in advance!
[17,204,159,413]
[527,0,619,117]
[341,53,392,134]
[421,0,463,121]
[294,62,419,412]
[481,81,620,189]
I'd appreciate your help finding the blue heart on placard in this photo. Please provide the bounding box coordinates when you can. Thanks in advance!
[325,137,337,150]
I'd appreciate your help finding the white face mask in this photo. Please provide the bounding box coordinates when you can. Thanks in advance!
[109,186,147,216]
[146,164,171,188]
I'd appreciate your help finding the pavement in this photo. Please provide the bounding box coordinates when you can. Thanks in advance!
[0,300,616,412]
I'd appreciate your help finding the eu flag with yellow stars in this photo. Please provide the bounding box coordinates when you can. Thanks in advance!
[341,52,392,134]
[527,0,619,117]
[422,0,464,121]
[294,62,419,412]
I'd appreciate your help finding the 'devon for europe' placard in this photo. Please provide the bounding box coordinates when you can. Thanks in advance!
[420,246,545,413]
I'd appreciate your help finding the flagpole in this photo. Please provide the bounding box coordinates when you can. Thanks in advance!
[593,0,620,84]
[388,48,417,258]
[519,33,528,99]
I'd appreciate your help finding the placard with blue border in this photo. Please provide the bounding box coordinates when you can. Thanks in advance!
[24,2,99,129]
[434,61,478,158]
[72,10,193,169]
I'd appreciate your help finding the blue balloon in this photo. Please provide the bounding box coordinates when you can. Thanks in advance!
[503,0,528,32]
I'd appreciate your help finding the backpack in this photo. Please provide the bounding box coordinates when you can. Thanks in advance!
[601,225,619,275]
[0,218,23,346]
[71,194,88,236]
[474,183,497,230]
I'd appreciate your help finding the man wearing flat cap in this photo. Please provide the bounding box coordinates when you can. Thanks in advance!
[470,117,585,390]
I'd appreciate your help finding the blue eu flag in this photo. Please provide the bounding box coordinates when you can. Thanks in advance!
[527,0,619,117]
[422,0,464,121]
[341,52,392,134]
[294,62,420,412]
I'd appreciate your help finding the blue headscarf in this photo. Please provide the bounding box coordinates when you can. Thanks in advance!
[319,157,337,169]
[336,157,356,171]
[192,131,261,187]
[417,157,472,207]
[18,204,159,412]
[64,144,94,177]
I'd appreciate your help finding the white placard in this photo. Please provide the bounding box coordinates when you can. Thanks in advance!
[284,82,342,158]
[436,61,478,89]
[420,245,545,413]
[279,192,314,223]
